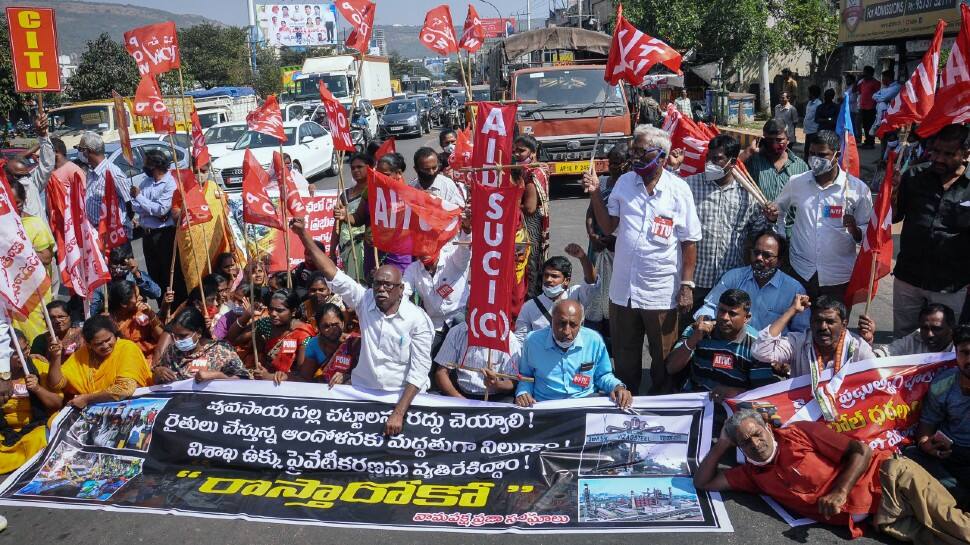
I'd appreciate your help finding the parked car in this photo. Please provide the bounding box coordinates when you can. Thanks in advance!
[379,99,428,138]
[210,120,336,191]
[203,121,248,162]
[410,94,434,131]
[67,138,190,178]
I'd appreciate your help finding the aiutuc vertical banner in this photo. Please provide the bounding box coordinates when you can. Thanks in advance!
[0,382,731,533]
[5,7,61,92]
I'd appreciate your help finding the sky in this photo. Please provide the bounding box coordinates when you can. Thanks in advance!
[91,0,554,27]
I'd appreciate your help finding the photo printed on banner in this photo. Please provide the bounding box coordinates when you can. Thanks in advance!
[578,477,705,523]
[579,413,692,477]
[16,443,144,502]
[66,397,170,452]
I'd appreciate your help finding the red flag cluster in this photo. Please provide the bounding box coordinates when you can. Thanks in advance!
[662,104,719,177]
[845,152,896,306]
[605,4,682,86]
[47,167,110,298]
[336,0,376,54]
[420,5,459,56]
[917,4,970,137]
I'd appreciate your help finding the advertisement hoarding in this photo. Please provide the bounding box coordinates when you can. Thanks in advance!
[840,0,964,44]
[257,3,339,47]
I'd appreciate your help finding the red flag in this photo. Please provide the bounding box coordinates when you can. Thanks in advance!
[124,21,180,77]
[0,165,49,316]
[318,82,355,152]
[152,113,175,135]
[467,182,524,351]
[374,137,396,160]
[917,4,970,137]
[112,91,134,166]
[605,4,682,86]
[97,170,129,252]
[471,103,518,187]
[190,110,211,167]
[272,151,306,218]
[47,168,110,298]
[175,169,213,227]
[367,167,462,258]
[878,21,946,137]
[246,95,286,142]
[420,5,459,56]
[845,153,896,306]
[337,0,376,53]
[459,5,486,53]
[448,128,475,185]
[242,149,283,230]
[663,104,719,177]
[133,75,168,119]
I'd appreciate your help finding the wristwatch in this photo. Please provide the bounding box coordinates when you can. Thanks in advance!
[680,280,696,289]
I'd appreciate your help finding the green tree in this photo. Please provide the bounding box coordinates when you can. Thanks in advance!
[67,33,140,101]
[252,45,282,97]
[445,59,476,84]
[781,0,840,75]
[178,24,251,89]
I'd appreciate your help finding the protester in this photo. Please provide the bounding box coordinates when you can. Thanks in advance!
[695,409,970,541]
[152,307,250,384]
[753,295,875,379]
[91,245,162,317]
[780,68,798,102]
[0,329,62,474]
[513,135,550,296]
[278,303,360,386]
[9,181,55,342]
[696,231,809,333]
[855,66,881,149]
[31,301,82,362]
[772,92,799,148]
[637,90,663,127]
[910,324,970,505]
[515,248,597,344]
[871,70,901,142]
[244,256,270,288]
[302,272,344,330]
[410,146,466,207]
[47,316,152,408]
[858,304,955,357]
[666,290,777,404]
[438,128,457,169]
[337,153,371,281]
[815,88,839,132]
[76,132,131,231]
[686,134,767,310]
[585,124,701,394]
[802,85,822,163]
[434,317,520,402]
[292,218,433,436]
[130,149,181,302]
[106,279,167,365]
[891,124,970,337]
[767,130,872,303]
[2,111,53,218]
[584,144,626,340]
[844,73,861,139]
[291,239,328,296]
[226,288,313,378]
[743,119,809,203]
[515,300,631,407]
[215,253,241,285]
[403,231,471,356]
[674,89,693,120]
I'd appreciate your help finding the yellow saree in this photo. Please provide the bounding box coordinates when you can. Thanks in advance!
[0,357,51,473]
[59,339,152,399]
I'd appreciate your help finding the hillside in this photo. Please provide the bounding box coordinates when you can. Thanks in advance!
[0,0,217,56]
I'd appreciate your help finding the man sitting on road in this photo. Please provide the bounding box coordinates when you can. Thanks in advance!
[694,409,970,541]
[857,303,955,357]
[515,300,631,408]
[515,247,597,344]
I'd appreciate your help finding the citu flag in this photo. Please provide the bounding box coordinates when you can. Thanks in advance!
[175,169,213,228]
[420,5,459,56]
[845,151,896,306]
[242,149,283,230]
[835,92,861,178]
[458,5,486,53]
[917,3,970,137]
[246,95,286,142]
[374,137,396,160]
[97,169,129,252]
[0,163,50,316]
[318,82,355,153]
[124,21,180,77]
[272,151,306,218]
[190,109,211,167]
[605,4,682,86]
[662,104,719,177]
[336,0,376,54]
[877,20,945,137]
[47,165,110,298]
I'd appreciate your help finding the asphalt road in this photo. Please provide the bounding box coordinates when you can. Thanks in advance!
[0,129,899,544]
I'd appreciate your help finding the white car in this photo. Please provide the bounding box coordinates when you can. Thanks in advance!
[211,120,337,191]
[203,121,248,162]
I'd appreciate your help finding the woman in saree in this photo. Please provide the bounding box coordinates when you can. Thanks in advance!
[225,288,314,379]
[152,307,251,384]
[31,300,83,363]
[335,153,371,281]
[107,279,167,365]
[273,303,360,386]
[48,316,152,409]
[0,328,63,473]
[512,134,550,297]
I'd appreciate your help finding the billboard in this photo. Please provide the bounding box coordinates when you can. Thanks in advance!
[839,0,966,43]
[480,17,516,38]
[256,3,339,47]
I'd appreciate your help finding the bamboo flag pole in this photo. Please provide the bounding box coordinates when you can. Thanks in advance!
[242,217,262,372]
[41,304,58,344]
[278,144,293,290]
[167,133,208,319]
[456,52,473,101]
[587,97,610,174]
[332,54,367,284]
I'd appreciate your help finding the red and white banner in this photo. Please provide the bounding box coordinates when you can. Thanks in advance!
[0,166,50,316]
[878,20,945,137]
[471,103,518,187]
[467,182,523,352]
[918,4,970,137]
[374,137,396,160]
[242,149,283,230]
[420,5,459,56]
[132,75,168,119]
[190,109,211,167]
[269,193,339,270]
[97,170,129,252]
[176,169,213,228]
[845,151,896,306]
[605,4,682,86]
[662,104,718,177]
[336,0,376,54]
[272,151,306,218]
[47,167,110,298]
[246,95,286,142]
[458,5,486,53]
[366,168,462,259]
[479,17,514,38]
[111,91,134,166]
[124,21,180,77]
[318,82,355,152]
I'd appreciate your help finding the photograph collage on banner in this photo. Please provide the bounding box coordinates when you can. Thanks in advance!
[256,3,339,47]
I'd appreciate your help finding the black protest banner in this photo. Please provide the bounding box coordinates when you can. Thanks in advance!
[0,381,731,533]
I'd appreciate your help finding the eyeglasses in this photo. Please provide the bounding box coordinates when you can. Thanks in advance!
[751,250,778,259]
[629,146,664,159]
[372,281,402,291]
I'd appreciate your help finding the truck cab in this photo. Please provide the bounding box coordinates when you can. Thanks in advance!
[49,96,195,149]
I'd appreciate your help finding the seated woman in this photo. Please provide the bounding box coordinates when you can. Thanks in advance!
[152,307,251,384]
[107,279,167,365]
[226,288,314,379]
[48,316,152,409]
[301,272,344,334]
[31,300,84,362]
[274,303,360,386]
[0,328,63,473]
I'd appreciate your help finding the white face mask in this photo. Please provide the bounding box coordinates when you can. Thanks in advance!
[703,161,728,181]
[554,336,574,349]
[174,336,198,353]
[808,155,836,177]
[443,143,456,154]
[542,283,566,299]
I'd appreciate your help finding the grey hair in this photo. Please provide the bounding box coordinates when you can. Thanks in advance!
[79,132,105,155]
[551,298,585,323]
[632,124,671,155]
[723,408,765,443]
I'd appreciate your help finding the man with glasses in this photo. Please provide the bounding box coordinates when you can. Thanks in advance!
[290,218,434,436]
[742,119,808,203]
[74,132,132,230]
[584,125,702,394]
[685,134,768,311]
[696,231,809,333]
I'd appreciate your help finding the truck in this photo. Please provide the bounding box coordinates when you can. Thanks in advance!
[486,27,632,178]
[48,96,196,149]
[286,54,393,110]
[185,87,258,128]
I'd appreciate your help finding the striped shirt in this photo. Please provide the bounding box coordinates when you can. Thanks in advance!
[85,158,132,228]
[676,324,777,392]
[685,173,767,288]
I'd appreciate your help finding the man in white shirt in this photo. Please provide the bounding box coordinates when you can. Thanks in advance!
[766,130,873,304]
[585,125,702,394]
[3,111,54,218]
[291,218,434,436]
[403,232,471,356]
[515,245,597,344]
[410,146,466,208]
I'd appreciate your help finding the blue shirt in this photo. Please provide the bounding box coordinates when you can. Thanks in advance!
[130,172,177,228]
[696,266,809,333]
[920,368,970,447]
[516,327,623,401]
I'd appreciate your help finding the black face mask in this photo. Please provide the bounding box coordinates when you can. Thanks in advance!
[417,171,436,184]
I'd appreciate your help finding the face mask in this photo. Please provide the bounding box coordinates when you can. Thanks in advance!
[77,153,89,166]
[417,171,436,184]
[229,303,245,314]
[752,263,777,282]
[174,336,198,352]
[808,155,835,177]
[443,143,456,154]
[703,161,727,181]
[554,336,574,349]
[542,283,565,299]
[632,152,665,181]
